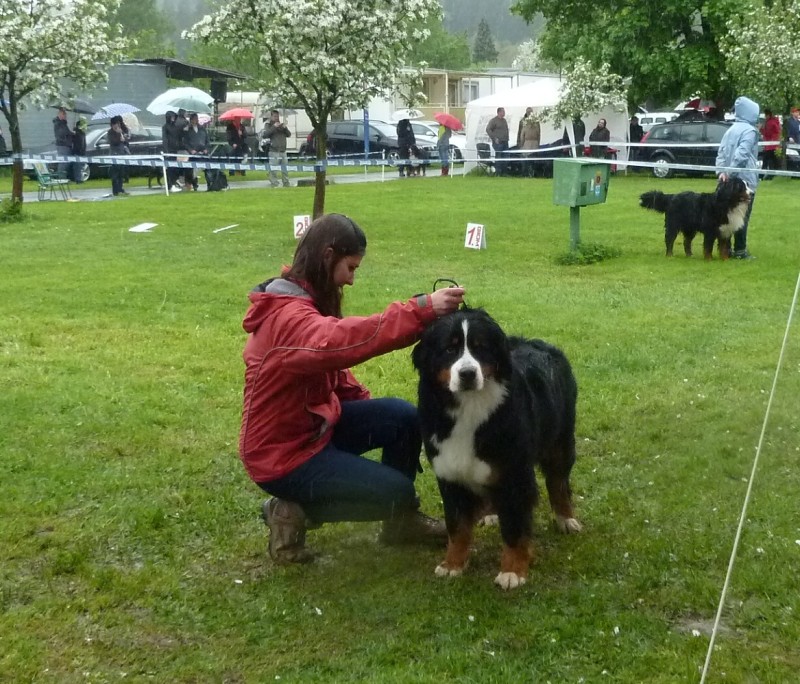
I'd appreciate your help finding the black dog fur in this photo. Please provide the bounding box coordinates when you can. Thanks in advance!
[639,178,750,259]
[411,307,581,590]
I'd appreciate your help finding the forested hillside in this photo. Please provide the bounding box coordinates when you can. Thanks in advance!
[440,0,534,44]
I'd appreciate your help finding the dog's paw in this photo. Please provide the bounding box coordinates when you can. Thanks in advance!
[494,571,526,590]
[555,516,583,534]
[477,514,499,527]
[435,563,464,578]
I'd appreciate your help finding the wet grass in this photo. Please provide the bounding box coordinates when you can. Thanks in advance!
[1,173,799,682]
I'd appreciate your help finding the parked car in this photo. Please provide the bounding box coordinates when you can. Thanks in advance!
[79,125,164,181]
[27,125,166,182]
[299,120,400,160]
[638,111,679,133]
[408,120,466,160]
[640,119,734,178]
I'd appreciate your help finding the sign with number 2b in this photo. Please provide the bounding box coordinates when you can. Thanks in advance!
[294,214,311,239]
[465,222,486,250]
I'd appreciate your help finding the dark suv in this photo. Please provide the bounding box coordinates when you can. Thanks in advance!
[299,120,400,160]
[641,119,733,178]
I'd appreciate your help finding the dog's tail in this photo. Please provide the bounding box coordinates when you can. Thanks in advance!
[639,190,672,214]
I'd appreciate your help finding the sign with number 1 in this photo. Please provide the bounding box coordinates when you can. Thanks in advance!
[293,214,311,239]
[465,222,486,250]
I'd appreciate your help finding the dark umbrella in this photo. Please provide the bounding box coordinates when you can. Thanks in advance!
[51,98,96,114]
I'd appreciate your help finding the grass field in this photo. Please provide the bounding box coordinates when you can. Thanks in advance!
[2,172,800,683]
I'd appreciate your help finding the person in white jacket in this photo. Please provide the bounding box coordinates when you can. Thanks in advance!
[715,96,760,260]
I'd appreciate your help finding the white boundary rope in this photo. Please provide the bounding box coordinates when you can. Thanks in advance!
[699,271,800,683]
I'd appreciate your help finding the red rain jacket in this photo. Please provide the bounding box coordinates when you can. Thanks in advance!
[239,278,436,483]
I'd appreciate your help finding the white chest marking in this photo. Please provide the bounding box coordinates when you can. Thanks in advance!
[431,377,508,493]
[719,201,748,238]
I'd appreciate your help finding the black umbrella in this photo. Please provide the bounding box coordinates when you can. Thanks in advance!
[51,98,96,114]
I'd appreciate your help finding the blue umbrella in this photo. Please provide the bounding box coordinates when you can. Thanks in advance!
[91,103,140,120]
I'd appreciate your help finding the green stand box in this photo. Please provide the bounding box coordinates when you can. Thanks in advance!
[552,158,610,249]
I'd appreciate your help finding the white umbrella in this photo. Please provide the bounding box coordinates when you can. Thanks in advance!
[390,108,424,122]
[146,87,214,115]
[91,103,140,120]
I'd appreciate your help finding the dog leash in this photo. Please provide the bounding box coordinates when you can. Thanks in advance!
[432,278,469,310]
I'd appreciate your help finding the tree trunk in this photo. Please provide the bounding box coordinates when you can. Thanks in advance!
[312,130,327,219]
[6,103,24,203]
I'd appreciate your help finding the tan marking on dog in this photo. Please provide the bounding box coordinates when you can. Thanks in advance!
[434,524,473,578]
[495,540,533,590]
[545,475,581,533]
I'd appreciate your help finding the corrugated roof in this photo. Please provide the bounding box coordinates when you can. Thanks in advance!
[128,58,248,81]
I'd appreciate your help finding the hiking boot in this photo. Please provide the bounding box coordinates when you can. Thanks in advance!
[379,510,448,547]
[732,249,756,260]
[261,498,315,564]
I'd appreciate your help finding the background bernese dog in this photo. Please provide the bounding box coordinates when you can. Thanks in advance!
[412,308,581,591]
[639,178,750,259]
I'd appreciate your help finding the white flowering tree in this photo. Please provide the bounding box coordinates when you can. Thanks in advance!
[542,57,628,127]
[0,0,126,203]
[722,1,800,151]
[186,0,440,218]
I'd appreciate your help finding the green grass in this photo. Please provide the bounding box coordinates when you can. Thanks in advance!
[2,174,800,683]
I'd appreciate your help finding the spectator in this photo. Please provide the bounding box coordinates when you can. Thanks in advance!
[226,117,249,177]
[240,214,466,563]
[161,111,182,192]
[396,118,416,178]
[588,118,611,158]
[760,108,781,180]
[182,112,209,192]
[53,107,73,176]
[71,116,87,183]
[788,107,800,148]
[517,107,541,150]
[716,95,760,259]
[262,110,291,188]
[629,115,644,169]
[437,123,452,176]
[107,118,128,197]
[486,107,509,175]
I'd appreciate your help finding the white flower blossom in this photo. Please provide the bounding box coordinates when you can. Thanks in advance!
[541,57,628,124]
[184,0,439,216]
[0,0,127,201]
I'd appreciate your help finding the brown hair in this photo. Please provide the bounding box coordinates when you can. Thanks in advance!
[285,214,367,317]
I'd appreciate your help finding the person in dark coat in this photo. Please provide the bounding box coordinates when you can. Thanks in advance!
[161,111,182,190]
[396,118,416,177]
[628,115,644,169]
[53,107,74,175]
[181,112,209,191]
[226,118,249,176]
[107,119,128,196]
[588,118,611,158]
[71,116,87,183]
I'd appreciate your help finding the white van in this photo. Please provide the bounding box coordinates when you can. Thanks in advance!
[638,111,679,132]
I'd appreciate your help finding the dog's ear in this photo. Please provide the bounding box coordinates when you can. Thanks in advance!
[411,333,430,372]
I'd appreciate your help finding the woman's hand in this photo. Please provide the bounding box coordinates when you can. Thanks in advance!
[430,287,465,317]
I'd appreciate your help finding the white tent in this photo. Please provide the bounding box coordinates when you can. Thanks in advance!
[463,76,629,172]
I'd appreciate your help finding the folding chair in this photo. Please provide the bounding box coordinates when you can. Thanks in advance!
[476,143,495,175]
[32,162,72,201]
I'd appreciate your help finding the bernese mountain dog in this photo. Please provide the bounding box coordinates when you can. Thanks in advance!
[639,178,750,259]
[411,308,581,591]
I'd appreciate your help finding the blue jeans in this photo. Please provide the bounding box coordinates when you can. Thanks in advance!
[492,141,508,175]
[257,398,422,523]
[734,191,756,252]
[438,142,450,170]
